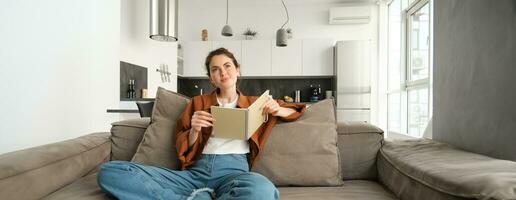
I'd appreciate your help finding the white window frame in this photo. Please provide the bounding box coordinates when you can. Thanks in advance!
[406,0,430,85]
[386,0,432,137]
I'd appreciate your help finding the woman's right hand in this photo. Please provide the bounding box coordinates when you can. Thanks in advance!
[190,111,215,132]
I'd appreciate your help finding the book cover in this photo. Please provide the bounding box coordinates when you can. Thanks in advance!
[211,90,271,140]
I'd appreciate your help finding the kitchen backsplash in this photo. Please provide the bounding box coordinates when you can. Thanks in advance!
[178,76,334,103]
[120,61,148,100]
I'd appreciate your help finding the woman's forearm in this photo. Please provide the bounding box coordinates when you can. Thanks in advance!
[276,107,296,118]
[188,129,199,148]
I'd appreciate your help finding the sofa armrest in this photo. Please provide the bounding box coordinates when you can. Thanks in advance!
[337,121,384,136]
[337,121,384,181]
[0,132,110,200]
[378,139,516,200]
[110,118,150,161]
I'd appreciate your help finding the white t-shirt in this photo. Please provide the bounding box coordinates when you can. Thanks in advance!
[202,95,250,154]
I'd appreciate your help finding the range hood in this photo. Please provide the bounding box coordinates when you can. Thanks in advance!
[150,0,178,42]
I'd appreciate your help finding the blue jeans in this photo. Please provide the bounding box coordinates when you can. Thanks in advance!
[97,154,279,200]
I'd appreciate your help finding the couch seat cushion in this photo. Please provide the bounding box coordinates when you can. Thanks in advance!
[278,180,398,200]
[44,177,396,200]
[43,175,396,200]
[43,173,112,200]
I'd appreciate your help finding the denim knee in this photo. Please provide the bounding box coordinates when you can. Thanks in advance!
[246,173,279,199]
[97,161,132,185]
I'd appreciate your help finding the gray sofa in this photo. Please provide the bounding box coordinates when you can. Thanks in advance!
[1,118,515,200]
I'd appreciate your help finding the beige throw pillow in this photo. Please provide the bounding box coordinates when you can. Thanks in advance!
[252,99,342,186]
[131,87,189,169]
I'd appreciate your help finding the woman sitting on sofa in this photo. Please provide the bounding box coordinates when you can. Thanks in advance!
[97,48,306,200]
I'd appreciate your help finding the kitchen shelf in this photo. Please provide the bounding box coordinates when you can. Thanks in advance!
[106,109,139,113]
[120,98,155,102]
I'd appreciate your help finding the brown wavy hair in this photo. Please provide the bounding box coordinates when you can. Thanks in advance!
[204,47,240,76]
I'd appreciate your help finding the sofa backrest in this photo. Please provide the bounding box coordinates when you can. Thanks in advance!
[110,118,384,181]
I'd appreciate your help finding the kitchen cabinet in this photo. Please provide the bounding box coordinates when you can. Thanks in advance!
[181,39,332,77]
[302,39,334,76]
[271,39,302,76]
[211,40,242,63]
[182,41,212,76]
[241,40,271,76]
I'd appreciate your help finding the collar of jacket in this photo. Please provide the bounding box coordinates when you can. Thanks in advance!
[205,88,250,110]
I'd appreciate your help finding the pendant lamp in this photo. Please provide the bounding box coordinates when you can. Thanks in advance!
[276,0,289,47]
[221,0,233,37]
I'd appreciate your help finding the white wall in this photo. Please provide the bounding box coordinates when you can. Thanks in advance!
[376,0,389,132]
[179,0,377,42]
[178,0,379,124]
[0,0,120,154]
[121,0,178,98]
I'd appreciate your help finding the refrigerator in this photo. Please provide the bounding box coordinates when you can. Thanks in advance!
[334,40,372,122]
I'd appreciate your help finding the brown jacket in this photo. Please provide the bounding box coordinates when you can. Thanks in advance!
[175,89,306,170]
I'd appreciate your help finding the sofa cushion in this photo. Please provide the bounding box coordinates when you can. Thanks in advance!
[337,121,383,135]
[43,177,396,200]
[378,139,516,200]
[278,180,398,200]
[42,173,113,200]
[131,87,189,169]
[337,121,383,181]
[110,118,150,161]
[252,99,342,186]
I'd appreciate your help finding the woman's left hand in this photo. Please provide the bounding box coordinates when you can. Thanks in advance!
[262,99,281,116]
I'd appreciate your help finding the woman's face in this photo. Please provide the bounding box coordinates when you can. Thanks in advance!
[208,54,240,90]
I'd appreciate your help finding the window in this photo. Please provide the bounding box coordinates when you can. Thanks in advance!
[387,0,431,137]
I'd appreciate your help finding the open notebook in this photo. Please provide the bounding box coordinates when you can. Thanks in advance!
[211,90,271,140]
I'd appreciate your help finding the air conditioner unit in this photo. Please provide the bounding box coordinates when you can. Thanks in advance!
[329,6,371,25]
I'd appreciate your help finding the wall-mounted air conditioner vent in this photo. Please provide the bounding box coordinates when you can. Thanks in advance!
[329,6,371,25]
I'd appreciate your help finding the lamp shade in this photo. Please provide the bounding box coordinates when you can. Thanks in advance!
[276,28,288,47]
[150,0,178,42]
[221,24,233,37]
